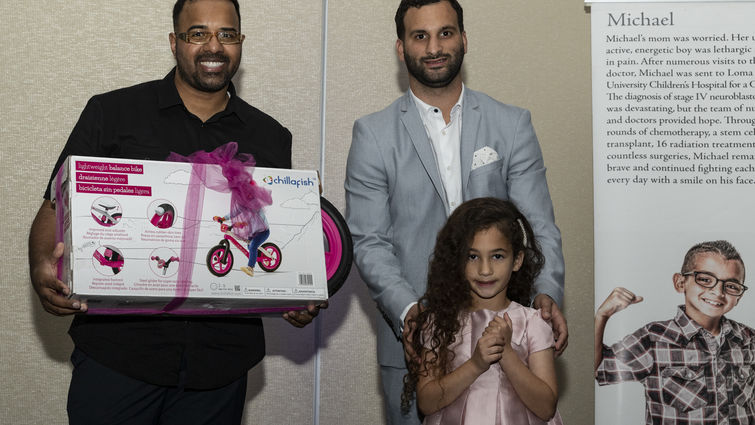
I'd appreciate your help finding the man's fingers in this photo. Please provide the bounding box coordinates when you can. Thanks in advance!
[403,316,417,342]
[554,336,568,357]
[283,315,306,328]
[44,303,84,316]
[404,344,417,358]
[283,310,311,327]
[553,325,568,353]
[34,271,86,315]
[51,242,65,260]
[40,290,86,316]
[46,278,71,296]
[534,294,555,320]
[403,337,420,364]
[553,313,568,356]
[284,300,329,327]
[284,319,305,328]
[545,302,569,356]
[306,300,328,316]
[552,320,568,356]
[312,301,330,313]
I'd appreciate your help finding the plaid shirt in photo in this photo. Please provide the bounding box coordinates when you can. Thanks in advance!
[597,306,755,425]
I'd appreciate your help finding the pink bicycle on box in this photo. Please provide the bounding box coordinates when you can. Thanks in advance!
[205,196,353,296]
[206,217,282,276]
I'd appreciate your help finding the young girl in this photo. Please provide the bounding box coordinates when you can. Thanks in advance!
[402,197,563,425]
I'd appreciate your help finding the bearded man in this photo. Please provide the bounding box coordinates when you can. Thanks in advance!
[28,1,323,423]
[344,1,567,423]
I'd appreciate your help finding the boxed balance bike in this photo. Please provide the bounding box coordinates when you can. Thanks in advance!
[51,152,328,314]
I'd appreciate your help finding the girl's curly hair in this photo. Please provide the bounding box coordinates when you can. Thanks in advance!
[401,197,545,413]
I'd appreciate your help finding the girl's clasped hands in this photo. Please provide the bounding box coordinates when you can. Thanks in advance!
[474,313,514,371]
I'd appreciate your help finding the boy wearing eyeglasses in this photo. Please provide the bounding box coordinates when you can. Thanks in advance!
[594,240,755,424]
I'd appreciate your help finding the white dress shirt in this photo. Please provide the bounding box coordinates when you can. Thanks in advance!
[401,86,465,327]
[409,85,464,213]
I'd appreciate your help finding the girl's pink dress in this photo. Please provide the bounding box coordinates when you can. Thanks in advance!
[423,302,564,425]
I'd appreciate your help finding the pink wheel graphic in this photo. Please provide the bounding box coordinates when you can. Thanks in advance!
[207,244,233,277]
[320,197,353,296]
[257,242,281,272]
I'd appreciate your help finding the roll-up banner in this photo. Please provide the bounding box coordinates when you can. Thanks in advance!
[588,1,755,423]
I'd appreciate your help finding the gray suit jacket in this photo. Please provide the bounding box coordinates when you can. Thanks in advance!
[344,88,564,367]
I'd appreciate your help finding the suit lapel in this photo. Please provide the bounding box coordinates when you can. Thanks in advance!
[460,90,480,199]
[399,93,449,210]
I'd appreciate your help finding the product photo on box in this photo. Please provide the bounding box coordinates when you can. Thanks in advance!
[51,151,336,315]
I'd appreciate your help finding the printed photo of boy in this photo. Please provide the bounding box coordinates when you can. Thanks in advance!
[594,240,755,424]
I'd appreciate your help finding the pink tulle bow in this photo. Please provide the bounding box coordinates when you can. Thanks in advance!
[167,142,271,240]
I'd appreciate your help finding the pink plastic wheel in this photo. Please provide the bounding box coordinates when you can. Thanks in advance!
[207,245,233,277]
[257,242,282,272]
[320,197,353,296]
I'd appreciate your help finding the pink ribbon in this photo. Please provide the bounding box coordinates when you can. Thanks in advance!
[85,143,287,315]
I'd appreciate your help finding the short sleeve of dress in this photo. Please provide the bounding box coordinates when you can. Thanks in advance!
[525,310,556,354]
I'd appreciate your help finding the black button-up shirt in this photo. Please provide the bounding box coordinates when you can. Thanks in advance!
[44,68,292,389]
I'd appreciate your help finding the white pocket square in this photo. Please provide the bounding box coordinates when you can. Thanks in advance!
[472,146,499,170]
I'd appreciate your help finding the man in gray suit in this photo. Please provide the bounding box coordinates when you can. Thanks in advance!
[344,1,567,423]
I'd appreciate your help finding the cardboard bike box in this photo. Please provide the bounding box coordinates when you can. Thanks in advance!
[51,155,328,314]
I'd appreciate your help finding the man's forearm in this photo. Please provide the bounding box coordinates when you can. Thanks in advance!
[506,109,565,307]
[352,246,419,334]
[346,119,421,334]
[29,200,57,273]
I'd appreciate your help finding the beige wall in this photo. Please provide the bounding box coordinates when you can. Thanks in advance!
[0,1,593,424]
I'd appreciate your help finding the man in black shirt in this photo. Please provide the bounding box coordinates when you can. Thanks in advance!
[28,0,324,423]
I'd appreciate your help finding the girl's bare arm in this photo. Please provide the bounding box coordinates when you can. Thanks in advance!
[416,333,503,415]
[489,314,556,421]
[499,346,558,421]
